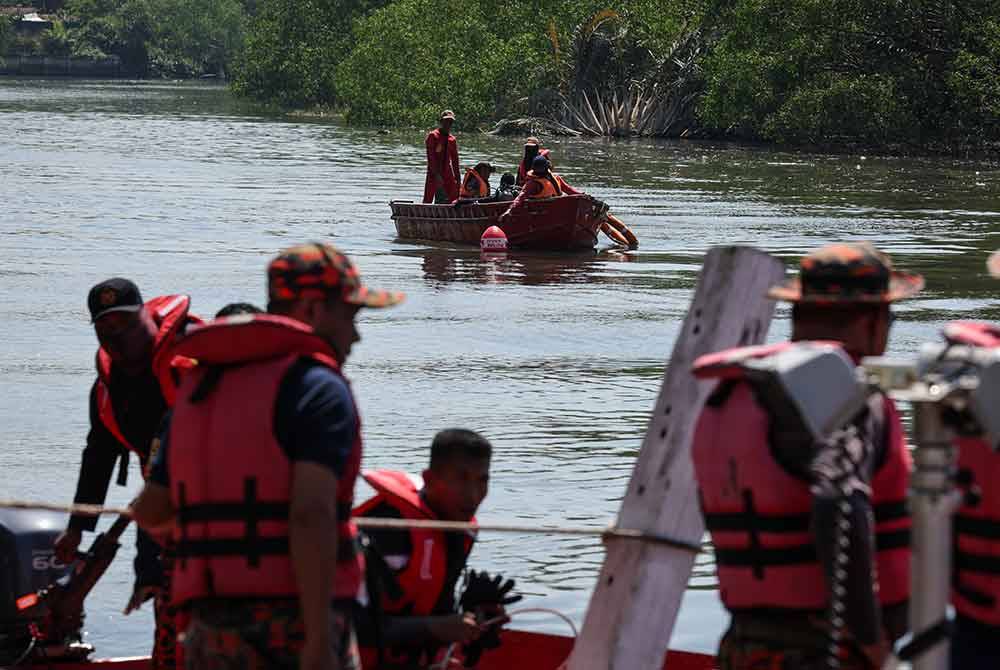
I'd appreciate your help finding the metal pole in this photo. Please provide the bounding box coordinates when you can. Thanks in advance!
[909,392,962,670]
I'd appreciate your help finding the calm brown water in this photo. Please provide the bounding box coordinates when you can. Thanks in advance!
[2,79,1000,658]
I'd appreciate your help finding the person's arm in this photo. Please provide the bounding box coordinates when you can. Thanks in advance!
[132,418,176,533]
[426,133,442,182]
[450,139,460,183]
[809,402,886,664]
[275,361,359,667]
[559,177,581,195]
[56,384,123,562]
[382,613,480,646]
[291,461,339,669]
[501,180,540,219]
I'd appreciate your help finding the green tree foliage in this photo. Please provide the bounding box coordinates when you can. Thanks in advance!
[333,0,696,127]
[61,0,245,76]
[230,0,389,107]
[697,0,1000,147]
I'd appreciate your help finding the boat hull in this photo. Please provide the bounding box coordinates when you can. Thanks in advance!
[390,195,608,252]
[50,630,716,669]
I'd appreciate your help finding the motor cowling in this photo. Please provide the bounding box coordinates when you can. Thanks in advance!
[0,509,75,664]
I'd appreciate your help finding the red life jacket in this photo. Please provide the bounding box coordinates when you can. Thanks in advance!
[523,170,562,199]
[95,294,198,456]
[354,469,476,670]
[167,314,363,605]
[945,321,1000,625]
[691,341,911,612]
[459,168,489,199]
[354,469,476,615]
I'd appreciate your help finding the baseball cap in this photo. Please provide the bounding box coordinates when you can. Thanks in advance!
[268,243,405,309]
[768,242,924,304]
[440,109,456,121]
[531,155,551,171]
[88,278,144,322]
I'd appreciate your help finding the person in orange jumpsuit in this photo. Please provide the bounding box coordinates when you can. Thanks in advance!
[424,110,460,203]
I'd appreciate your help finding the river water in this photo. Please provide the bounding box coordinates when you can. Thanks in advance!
[1,78,999,660]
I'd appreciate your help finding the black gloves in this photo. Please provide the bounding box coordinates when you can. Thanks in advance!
[459,570,522,667]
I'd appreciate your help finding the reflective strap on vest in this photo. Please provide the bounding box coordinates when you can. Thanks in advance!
[175,478,355,568]
[706,495,911,573]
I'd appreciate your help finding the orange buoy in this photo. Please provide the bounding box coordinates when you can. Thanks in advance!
[481,225,509,252]
[601,221,630,247]
[606,213,638,249]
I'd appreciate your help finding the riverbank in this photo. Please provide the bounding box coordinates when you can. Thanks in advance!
[3,77,1000,656]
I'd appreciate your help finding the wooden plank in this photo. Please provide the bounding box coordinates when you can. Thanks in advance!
[566,246,786,670]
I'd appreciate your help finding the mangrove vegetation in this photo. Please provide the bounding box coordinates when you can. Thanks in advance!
[4,0,998,150]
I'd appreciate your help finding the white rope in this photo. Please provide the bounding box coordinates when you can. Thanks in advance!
[0,500,702,553]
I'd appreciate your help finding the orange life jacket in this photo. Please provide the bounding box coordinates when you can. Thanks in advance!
[95,294,198,456]
[459,168,489,199]
[945,321,1000,625]
[354,469,476,669]
[517,148,550,185]
[692,341,911,612]
[167,314,363,605]
[523,170,562,199]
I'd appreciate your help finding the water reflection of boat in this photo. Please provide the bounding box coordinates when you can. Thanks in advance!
[389,195,609,251]
[397,246,635,287]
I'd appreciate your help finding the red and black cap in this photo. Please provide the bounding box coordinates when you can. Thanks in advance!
[768,242,924,304]
[267,243,405,309]
[88,278,143,322]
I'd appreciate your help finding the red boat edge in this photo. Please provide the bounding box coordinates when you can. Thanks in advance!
[55,630,717,669]
[389,195,609,252]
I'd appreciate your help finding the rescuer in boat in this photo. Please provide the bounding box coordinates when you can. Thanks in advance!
[353,429,521,669]
[132,243,404,670]
[691,243,923,670]
[515,137,550,186]
[945,250,1000,669]
[498,155,578,224]
[53,278,200,669]
[424,110,461,204]
[456,162,495,201]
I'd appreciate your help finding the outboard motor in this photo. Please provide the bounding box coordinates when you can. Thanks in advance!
[0,508,87,665]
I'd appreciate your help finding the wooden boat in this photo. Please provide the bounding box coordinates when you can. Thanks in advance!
[55,630,717,669]
[389,195,609,251]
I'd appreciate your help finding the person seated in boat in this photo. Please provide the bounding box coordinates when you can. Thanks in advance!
[516,137,550,185]
[353,428,520,669]
[498,155,578,224]
[454,162,495,203]
[692,242,922,670]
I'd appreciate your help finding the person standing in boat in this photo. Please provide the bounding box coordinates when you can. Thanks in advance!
[132,243,404,670]
[692,243,922,670]
[424,110,460,204]
[498,155,578,224]
[353,429,519,669]
[53,278,201,669]
[515,137,550,186]
[945,251,1000,670]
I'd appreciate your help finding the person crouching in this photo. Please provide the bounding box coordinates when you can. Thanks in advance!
[354,429,519,669]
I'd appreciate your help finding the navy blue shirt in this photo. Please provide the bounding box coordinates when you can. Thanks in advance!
[149,358,357,485]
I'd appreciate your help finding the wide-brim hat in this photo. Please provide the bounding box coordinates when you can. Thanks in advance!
[268,243,405,309]
[768,242,924,304]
